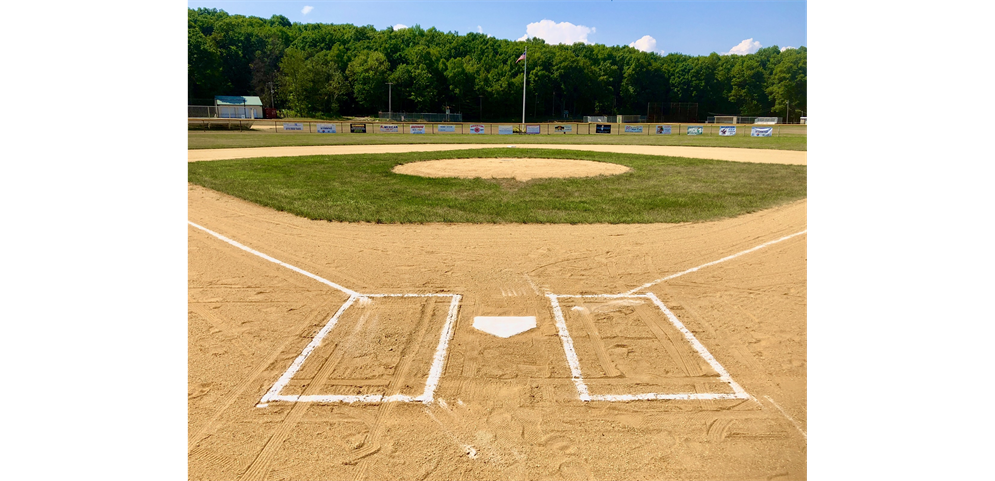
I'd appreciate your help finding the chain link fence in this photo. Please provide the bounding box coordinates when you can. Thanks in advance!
[378,112,463,122]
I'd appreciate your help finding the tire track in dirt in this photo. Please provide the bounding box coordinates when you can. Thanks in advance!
[238,339,348,480]
[188,279,347,451]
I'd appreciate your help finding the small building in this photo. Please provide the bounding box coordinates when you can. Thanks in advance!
[214,96,264,119]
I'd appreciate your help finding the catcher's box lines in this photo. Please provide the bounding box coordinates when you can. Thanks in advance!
[188,220,806,405]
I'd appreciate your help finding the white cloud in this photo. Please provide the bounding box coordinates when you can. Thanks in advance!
[519,19,594,45]
[780,46,796,52]
[629,35,658,53]
[301,5,313,15]
[477,25,483,33]
[724,38,762,55]
[393,23,408,30]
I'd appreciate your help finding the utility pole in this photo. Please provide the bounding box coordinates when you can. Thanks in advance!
[268,82,275,109]
[388,82,394,120]
[522,46,527,126]
[786,100,789,124]
[479,95,483,121]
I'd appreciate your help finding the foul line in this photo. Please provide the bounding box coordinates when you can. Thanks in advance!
[622,230,807,295]
[188,221,360,297]
[763,395,807,440]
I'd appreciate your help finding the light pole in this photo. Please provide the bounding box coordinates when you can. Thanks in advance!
[387,82,394,120]
[479,95,483,121]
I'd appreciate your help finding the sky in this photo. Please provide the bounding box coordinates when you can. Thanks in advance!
[187,0,806,56]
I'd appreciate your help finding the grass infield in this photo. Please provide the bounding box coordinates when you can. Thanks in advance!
[187,148,806,224]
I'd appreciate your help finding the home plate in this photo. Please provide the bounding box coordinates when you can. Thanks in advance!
[473,316,536,338]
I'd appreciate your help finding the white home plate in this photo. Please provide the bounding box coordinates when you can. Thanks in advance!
[473,316,537,338]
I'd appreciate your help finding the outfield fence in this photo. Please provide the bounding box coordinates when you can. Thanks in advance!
[188,119,808,136]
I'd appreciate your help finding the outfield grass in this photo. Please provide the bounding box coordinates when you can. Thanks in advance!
[187,148,806,224]
[188,131,806,151]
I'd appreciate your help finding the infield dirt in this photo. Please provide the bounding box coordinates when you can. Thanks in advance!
[188,145,806,480]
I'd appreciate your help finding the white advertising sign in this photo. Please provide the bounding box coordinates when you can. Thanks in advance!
[655,125,671,135]
[553,124,573,133]
[469,124,485,134]
[525,124,541,134]
[751,127,773,137]
[498,125,514,135]
[316,123,337,133]
[283,123,303,131]
[438,125,456,132]
[379,124,399,133]
[624,125,644,133]
[409,124,426,134]
[719,126,737,136]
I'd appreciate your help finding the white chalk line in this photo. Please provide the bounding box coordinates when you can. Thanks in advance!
[547,294,591,401]
[192,220,791,406]
[189,221,463,406]
[623,230,807,295]
[763,395,807,440]
[549,293,748,402]
[188,221,360,297]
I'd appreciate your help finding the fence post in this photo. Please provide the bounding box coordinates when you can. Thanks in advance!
[309,121,312,133]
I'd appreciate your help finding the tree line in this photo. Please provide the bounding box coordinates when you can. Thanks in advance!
[188,8,807,121]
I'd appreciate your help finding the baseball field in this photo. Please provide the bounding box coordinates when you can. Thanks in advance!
[188,131,807,480]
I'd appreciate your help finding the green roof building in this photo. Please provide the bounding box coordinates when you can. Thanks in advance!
[214,96,263,119]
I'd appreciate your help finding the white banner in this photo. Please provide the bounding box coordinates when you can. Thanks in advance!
[526,124,541,134]
[283,123,303,131]
[409,125,426,134]
[719,126,737,136]
[755,117,779,125]
[498,125,513,135]
[654,125,671,135]
[438,125,456,132]
[379,124,399,133]
[316,123,336,133]
[553,124,573,133]
[751,127,773,137]
[624,125,644,133]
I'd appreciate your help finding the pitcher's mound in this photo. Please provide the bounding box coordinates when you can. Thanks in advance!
[392,158,631,181]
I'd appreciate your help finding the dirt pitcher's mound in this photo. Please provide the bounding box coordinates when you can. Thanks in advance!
[392,157,631,181]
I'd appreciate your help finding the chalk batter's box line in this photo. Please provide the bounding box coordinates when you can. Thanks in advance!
[547,293,750,402]
[258,293,462,406]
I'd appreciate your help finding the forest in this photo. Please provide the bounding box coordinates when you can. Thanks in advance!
[188,8,807,121]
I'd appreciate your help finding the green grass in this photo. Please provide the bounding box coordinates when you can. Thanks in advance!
[188,127,806,151]
[187,148,806,224]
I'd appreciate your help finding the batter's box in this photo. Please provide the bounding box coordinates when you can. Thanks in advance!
[547,293,749,401]
[259,294,460,405]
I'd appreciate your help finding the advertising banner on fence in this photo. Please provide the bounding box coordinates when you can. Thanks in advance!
[596,124,612,134]
[751,127,773,137]
[655,125,671,135]
[526,124,541,134]
[553,124,573,133]
[687,126,703,135]
[498,125,514,135]
[283,123,303,131]
[409,124,426,134]
[350,123,366,133]
[624,125,644,133]
[719,126,737,136]
[379,124,399,133]
[316,123,337,133]
[438,125,456,132]
[469,124,485,134]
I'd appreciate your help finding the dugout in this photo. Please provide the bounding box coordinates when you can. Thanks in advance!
[214,96,264,119]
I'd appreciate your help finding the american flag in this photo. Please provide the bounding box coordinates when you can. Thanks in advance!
[516,51,526,63]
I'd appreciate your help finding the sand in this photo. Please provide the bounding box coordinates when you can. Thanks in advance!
[392,158,631,181]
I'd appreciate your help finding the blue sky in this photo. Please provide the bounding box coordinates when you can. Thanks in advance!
[188,0,806,56]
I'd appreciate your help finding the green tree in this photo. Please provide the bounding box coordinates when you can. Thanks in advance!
[346,50,390,112]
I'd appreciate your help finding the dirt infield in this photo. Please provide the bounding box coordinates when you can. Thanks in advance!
[188,145,807,480]
[392,158,632,181]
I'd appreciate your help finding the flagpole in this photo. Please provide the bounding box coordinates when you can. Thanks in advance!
[522,46,527,126]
